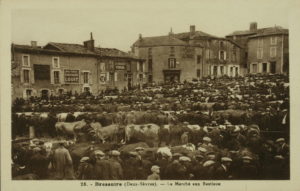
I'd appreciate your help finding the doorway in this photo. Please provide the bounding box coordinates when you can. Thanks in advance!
[270,61,276,73]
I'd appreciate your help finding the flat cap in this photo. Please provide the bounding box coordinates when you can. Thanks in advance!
[111,150,120,156]
[179,156,191,162]
[203,137,212,142]
[276,138,285,143]
[80,156,90,162]
[203,160,215,167]
[221,157,232,162]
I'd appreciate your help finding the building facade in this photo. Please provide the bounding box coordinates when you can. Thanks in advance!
[131,25,245,84]
[226,22,289,74]
[11,34,145,100]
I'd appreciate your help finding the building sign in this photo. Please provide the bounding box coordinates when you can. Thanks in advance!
[64,69,80,83]
[34,64,50,80]
[115,64,126,70]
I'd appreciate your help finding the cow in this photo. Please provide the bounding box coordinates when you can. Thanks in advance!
[56,113,68,122]
[124,123,160,144]
[95,124,119,143]
[55,120,87,141]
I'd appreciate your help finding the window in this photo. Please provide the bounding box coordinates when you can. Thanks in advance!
[148,48,152,56]
[52,57,60,68]
[213,66,218,76]
[26,89,32,97]
[232,47,236,62]
[220,41,224,48]
[139,62,144,72]
[270,47,277,57]
[58,89,64,95]
[220,66,224,75]
[168,58,176,68]
[139,73,143,80]
[271,36,277,45]
[84,87,90,93]
[235,67,239,76]
[219,51,225,60]
[257,48,263,59]
[258,38,263,47]
[230,67,234,76]
[252,64,258,73]
[262,63,268,73]
[206,49,210,59]
[54,71,60,84]
[83,72,89,84]
[197,69,201,78]
[127,62,131,71]
[148,59,153,72]
[23,69,30,83]
[197,55,202,64]
[22,55,30,67]
[100,63,106,71]
[148,75,153,83]
[170,47,175,55]
[109,61,114,70]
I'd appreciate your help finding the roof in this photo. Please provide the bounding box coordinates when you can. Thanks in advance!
[45,42,139,59]
[174,30,220,40]
[248,27,289,38]
[133,30,221,47]
[227,26,289,37]
[133,35,188,47]
[13,42,140,60]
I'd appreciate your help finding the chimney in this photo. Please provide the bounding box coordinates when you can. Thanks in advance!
[190,25,196,34]
[250,22,257,31]
[83,32,95,51]
[139,34,142,41]
[169,27,174,37]
[31,41,37,47]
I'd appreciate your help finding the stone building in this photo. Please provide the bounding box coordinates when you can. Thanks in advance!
[226,22,289,74]
[131,25,244,83]
[11,34,145,100]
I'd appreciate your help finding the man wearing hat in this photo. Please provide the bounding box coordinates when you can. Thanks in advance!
[147,165,160,180]
[214,157,233,179]
[108,150,123,180]
[237,156,258,179]
[76,157,94,180]
[28,147,49,179]
[53,141,75,180]
[94,150,111,180]
[275,138,289,157]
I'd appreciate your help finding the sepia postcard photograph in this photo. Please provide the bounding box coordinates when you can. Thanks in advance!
[1,0,300,190]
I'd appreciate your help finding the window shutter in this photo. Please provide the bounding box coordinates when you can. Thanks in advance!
[218,51,221,59]
[20,69,24,83]
[89,72,93,84]
[137,62,139,71]
[142,63,145,72]
[30,69,35,84]
[224,51,227,60]
[106,72,110,81]
[23,89,27,99]
[60,70,64,84]
[81,71,84,84]
[50,70,54,84]
[114,72,118,82]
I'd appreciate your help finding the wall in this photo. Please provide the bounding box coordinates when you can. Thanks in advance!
[12,50,139,99]
[247,35,286,74]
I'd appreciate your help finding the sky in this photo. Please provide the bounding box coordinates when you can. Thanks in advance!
[11,0,291,52]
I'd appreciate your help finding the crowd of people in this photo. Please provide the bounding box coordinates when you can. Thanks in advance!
[11,74,290,180]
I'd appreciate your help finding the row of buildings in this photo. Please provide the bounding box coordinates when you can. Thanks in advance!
[12,22,289,99]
